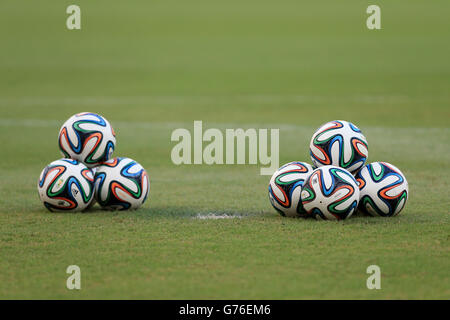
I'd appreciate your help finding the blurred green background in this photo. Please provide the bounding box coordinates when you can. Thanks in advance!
[1,0,449,126]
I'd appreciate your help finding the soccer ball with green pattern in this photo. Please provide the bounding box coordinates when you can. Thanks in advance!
[37,159,95,212]
[94,157,150,210]
[58,112,116,168]
[355,162,408,217]
[268,161,314,217]
[310,120,368,174]
[301,165,359,220]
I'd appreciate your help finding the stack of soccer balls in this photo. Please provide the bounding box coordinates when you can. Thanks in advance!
[37,112,150,212]
[268,120,408,220]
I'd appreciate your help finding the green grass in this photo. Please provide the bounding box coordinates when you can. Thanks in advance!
[0,0,449,299]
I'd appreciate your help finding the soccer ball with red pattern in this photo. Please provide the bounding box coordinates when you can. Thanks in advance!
[268,161,314,217]
[355,162,408,217]
[58,112,116,168]
[94,157,150,210]
[300,165,359,220]
[37,159,95,212]
[310,120,368,174]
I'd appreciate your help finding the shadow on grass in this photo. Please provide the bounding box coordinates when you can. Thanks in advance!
[27,204,414,226]
[29,204,274,220]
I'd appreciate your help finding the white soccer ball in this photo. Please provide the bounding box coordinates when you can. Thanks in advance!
[94,157,150,210]
[300,165,360,220]
[310,120,368,173]
[58,112,116,168]
[268,161,314,217]
[355,162,408,217]
[37,159,95,212]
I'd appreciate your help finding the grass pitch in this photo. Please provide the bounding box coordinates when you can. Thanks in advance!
[0,0,449,299]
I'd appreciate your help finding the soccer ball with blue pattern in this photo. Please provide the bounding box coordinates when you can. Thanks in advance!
[37,159,95,212]
[301,165,360,220]
[94,157,150,210]
[355,162,408,217]
[268,161,314,217]
[310,120,368,174]
[58,112,116,168]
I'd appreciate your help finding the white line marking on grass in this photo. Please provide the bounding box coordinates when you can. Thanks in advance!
[194,213,243,220]
[0,94,444,107]
[0,118,448,134]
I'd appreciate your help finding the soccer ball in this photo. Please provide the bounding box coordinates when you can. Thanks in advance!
[58,112,116,168]
[37,159,95,212]
[355,162,408,217]
[94,157,150,210]
[310,120,368,173]
[268,161,314,217]
[300,165,359,220]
